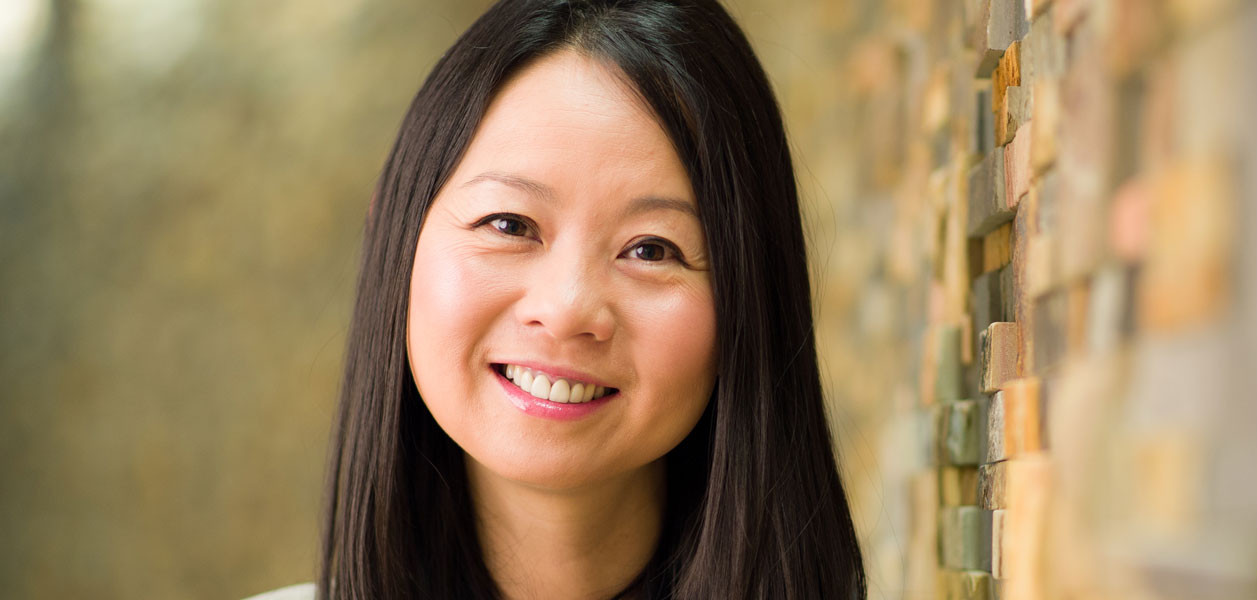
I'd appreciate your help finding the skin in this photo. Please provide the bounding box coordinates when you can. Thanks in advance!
[405,50,718,600]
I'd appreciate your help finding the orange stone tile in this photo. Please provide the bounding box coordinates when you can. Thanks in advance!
[1137,160,1235,331]
[1003,377,1043,456]
[1004,122,1033,210]
[993,41,1023,134]
[983,222,1014,273]
[1109,177,1151,263]
[1004,455,1053,600]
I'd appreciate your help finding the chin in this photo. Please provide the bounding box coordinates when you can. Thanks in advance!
[467,448,650,492]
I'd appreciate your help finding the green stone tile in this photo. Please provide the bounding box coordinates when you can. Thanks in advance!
[946,399,982,465]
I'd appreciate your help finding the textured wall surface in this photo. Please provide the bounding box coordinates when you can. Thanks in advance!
[735,0,1257,598]
[2,0,1255,599]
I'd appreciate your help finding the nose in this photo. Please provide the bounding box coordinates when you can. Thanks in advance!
[514,245,615,342]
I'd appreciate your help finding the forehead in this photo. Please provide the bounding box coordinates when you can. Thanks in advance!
[451,50,694,205]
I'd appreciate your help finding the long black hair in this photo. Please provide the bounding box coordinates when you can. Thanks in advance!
[320,1,865,597]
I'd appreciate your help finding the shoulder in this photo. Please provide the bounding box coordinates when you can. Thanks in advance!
[242,582,316,600]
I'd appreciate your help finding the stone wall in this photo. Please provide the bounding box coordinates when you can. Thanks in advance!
[736,0,1257,598]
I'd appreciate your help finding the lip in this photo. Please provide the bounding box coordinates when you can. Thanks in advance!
[492,365,616,421]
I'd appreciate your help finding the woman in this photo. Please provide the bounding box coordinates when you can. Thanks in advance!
[260,0,866,598]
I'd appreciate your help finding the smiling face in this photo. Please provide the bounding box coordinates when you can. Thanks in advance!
[406,50,717,490]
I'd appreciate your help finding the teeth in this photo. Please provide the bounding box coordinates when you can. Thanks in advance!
[500,364,610,404]
[530,374,550,399]
[549,379,570,403]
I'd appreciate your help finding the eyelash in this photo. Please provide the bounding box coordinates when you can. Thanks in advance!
[471,213,689,266]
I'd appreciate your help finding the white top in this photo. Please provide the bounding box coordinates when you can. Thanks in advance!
[242,582,316,600]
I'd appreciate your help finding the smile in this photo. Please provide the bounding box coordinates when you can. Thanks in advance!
[494,364,617,404]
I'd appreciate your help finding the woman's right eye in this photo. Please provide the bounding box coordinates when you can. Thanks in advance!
[474,213,535,238]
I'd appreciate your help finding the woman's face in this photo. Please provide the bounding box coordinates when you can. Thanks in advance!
[406,50,717,490]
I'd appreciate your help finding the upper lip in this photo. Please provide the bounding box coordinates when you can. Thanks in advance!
[493,360,616,389]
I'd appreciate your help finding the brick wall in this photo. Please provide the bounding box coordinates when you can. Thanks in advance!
[736,0,1257,598]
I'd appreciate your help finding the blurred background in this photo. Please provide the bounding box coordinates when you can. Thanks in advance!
[2,0,1255,599]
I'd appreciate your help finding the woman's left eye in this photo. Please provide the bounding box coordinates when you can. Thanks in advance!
[491,216,529,236]
[623,238,683,264]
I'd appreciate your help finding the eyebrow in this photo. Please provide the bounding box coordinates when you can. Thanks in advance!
[462,171,698,219]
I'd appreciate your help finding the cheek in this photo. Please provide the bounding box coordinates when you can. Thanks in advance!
[407,236,513,392]
[627,284,719,410]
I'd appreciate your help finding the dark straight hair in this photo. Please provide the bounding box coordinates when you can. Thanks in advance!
[320,0,865,598]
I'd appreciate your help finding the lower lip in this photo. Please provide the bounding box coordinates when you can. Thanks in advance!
[494,367,615,421]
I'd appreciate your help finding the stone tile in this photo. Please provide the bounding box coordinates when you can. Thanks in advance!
[921,325,939,408]
[1004,455,1052,600]
[1137,160,1235,332]
[1109,177,1151,263]
[936,324,966,402]
[992,42,1023,145]
[943,166,975,323]
[940,465,981,506]
[1022,9,1066,80]
[1040,357,1124,597]
[940,506,992,570]
[972,267,1014,350]
[1105,0,1169,77]
[1125,326,1230,437]
[1065,278,1091,355]
[967,146,1012,237]
[1031,291,1066,374]
[1026,0,1052,19]
[930,402,948,466]
[909,470,940,598]
[991,508,1007,579]
[1086,263,1134,355]
[922,65,951,134]
[1003,123,1032,210]
[887,399,933,477]
[1024,171,1061,303]
[983,222,1013,273]
[975,0,1029,77]
[1139,59,1178,175]
[946,399,983,466]
[974,86,996,157]
[1031,168,1060,238]
[1030,78,1060,175]
[1011,189,1035,373]
[986,391,1007,463]
[1002,377,1043,457]
[968,237,987,283]
[1053,0,1090,34]
[980,322,1019,393]
[1168,0,1246,36]
[961,314,976,366]
[1024,233,1055,299]
[979,461,1008,510]
[940,568,995,600]
[999,85,1033,149]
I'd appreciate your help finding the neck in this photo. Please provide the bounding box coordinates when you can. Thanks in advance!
[466,456,665,600]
